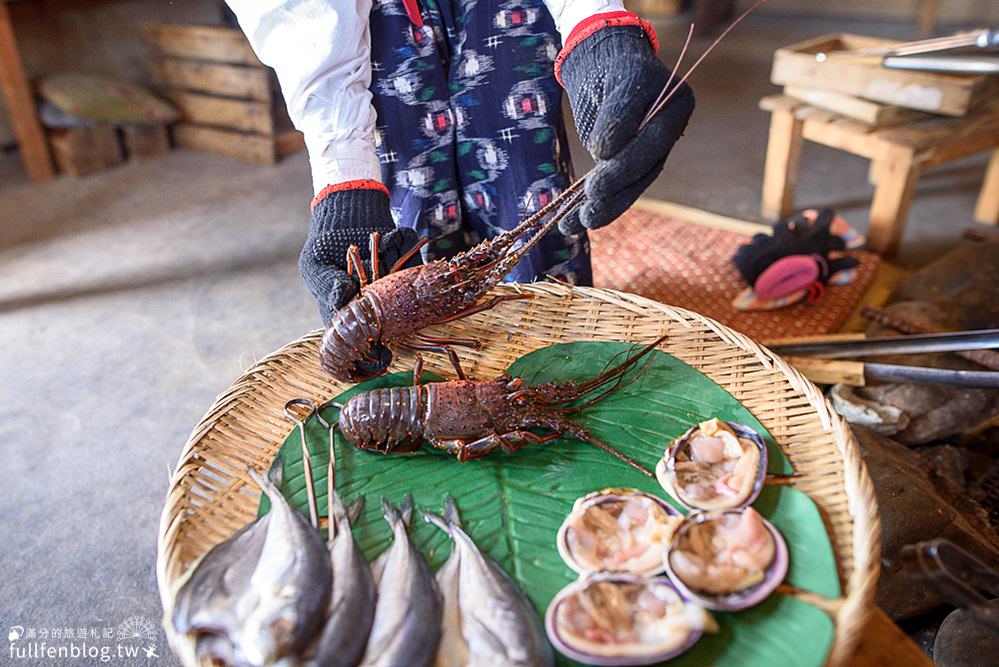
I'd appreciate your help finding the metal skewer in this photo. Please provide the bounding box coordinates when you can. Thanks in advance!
[283,398,320,529]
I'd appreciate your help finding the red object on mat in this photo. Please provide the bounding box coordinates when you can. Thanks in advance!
[589,208,881,340]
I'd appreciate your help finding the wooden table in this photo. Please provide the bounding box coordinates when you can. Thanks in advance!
[0,1,54,182]
[759,93,999,255]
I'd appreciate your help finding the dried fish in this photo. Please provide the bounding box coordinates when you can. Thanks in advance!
[423,497,553,667]
[359,495,441,667]
[170,458,331,666]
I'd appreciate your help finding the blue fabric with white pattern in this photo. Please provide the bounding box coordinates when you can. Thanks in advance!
[369,0,592,285]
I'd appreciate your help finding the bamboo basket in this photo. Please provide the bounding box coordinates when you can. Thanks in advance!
[156,282,880,666]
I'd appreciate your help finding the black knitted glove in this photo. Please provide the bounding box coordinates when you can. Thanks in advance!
[556,13,694,235]
[299,185,419,324]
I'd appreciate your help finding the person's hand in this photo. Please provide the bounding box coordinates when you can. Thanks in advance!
[556,12,694,235]
[299,182,419,324]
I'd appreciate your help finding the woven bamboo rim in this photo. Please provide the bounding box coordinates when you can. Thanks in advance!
[156,282,880,666]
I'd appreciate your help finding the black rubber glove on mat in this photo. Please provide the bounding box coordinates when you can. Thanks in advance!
[300,186,419,324]
[557,16,694,235]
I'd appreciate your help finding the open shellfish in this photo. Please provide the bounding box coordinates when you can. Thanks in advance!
[557,489,681,576]
[545,573,716,666]
[664,507,788,611]
[656,419,767,511]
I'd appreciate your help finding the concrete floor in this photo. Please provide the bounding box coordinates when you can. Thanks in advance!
[1,13,994,664]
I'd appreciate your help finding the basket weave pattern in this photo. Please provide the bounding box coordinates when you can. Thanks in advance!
[157,283,880,666]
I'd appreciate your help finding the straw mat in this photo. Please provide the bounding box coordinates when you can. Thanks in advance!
[590,208,881,339]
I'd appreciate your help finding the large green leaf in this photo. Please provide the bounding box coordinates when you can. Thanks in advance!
[261,342,839,666]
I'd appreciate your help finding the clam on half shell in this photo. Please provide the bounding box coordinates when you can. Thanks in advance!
[656,419,767,511]
[545,573,716,666]
[664,507,788,611]
[556,488,682,576]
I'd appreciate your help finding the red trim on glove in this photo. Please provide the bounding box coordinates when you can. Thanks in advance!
[311,180,389,210]
[554,11,660,86]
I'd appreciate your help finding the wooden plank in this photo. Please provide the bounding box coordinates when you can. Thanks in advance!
[782,356,867,386]
[166,91,273,135]
[851,607,934,667]
[868,145,921,255]
[785,85,930,127]
[49,126,123,177]
[760,107,804,219]
[975,149,999,225]
[143,24,261,66]
[173,123,274,164]
[0,2,54,182]
[633,198,771,236]
[771,33,993,117]
[122,125,170,160]
[150,58,271,102]
[274,126,305,160]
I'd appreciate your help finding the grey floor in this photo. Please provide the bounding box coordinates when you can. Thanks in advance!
[1,13,993,664]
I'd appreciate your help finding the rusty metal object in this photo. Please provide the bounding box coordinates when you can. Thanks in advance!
[861,306,999,371]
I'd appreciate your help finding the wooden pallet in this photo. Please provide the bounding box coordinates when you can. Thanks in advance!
[143,23,304,165]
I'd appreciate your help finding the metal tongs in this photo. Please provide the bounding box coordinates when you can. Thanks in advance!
[901,539,999,630]
[765,329,999,388]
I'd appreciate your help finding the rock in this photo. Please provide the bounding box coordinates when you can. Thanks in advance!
[853,427,999,620]
[933,608,999,667]
[891,240,999,330]
[853,301,999,445]
[829,384,908,435]
[859,383,998,445]
[918,445,967,492]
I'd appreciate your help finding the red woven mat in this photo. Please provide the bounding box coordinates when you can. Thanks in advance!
[590,208,881,340]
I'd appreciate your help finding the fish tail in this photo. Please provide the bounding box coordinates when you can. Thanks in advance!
[444,495,462,529]
[381,496,399,528]
[248,456,284,500]
[347,496,365,525]
[420,509,452,537]
[400,493,414,529]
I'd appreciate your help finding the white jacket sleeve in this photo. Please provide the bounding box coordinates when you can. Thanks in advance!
[226,0,382,195]
[542,0,627,40]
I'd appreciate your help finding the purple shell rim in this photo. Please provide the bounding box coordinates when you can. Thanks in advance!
[663,509,789,612]
[663,420,769,511]
[556,490,682,576]
[544,573,704,666]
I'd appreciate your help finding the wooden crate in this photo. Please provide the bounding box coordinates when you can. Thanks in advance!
[771,33,998,117]
[49,126,123,177]
[143,23,302,165]
[783,86,932,128]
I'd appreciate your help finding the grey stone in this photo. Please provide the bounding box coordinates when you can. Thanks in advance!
[853,427,999,620]
[933,608,999,667]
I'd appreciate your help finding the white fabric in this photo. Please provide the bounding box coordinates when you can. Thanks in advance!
[226,0,624,195]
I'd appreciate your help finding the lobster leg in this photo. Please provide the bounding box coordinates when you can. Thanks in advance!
[369,231,381,281]
[413,333,481,349]
[345,245,370,287]
[389,236,430,274]
[399,340,467,379]
[434,293,530,325]
[430,431,561,462]
[412,354,423,387]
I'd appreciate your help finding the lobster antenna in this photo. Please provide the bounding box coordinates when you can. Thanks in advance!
[576,431,654,478]
[643,0,766,124]
[563,333,668,399]
[641,22,696,129]
[554,355,655,415]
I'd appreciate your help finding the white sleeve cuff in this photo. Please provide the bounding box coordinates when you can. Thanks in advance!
[305,137,383,193]
[543,0,627,40]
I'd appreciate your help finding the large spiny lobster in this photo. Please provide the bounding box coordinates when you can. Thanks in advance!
[323,336,668,476]
[319,6,758,383]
